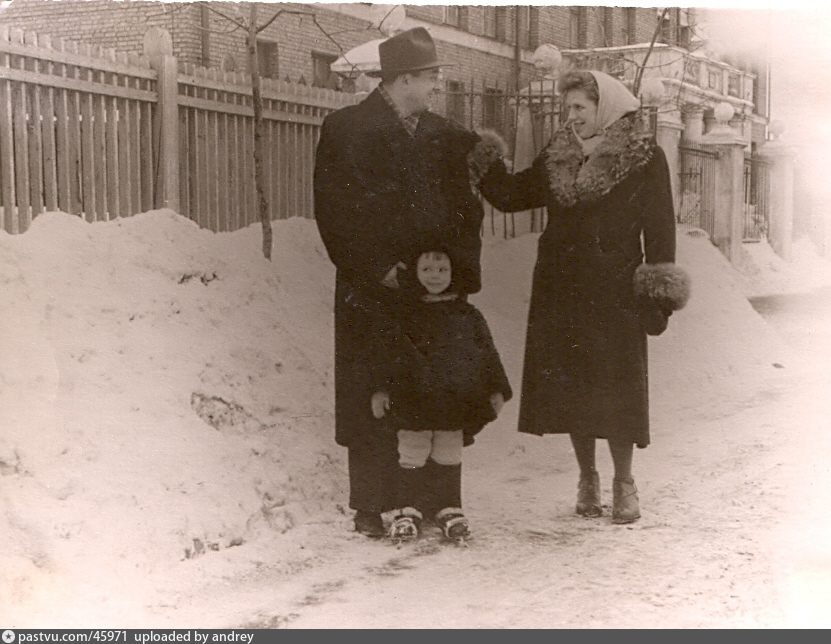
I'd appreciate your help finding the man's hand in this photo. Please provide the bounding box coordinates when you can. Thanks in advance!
[490,392,505,417]
[371,391,391,419]
[381,262,407,289]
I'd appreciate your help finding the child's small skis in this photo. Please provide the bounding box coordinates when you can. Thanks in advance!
[436,508,470,547]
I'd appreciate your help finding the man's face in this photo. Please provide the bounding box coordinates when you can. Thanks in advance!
[417,252,452,295]
[403,68,441,114]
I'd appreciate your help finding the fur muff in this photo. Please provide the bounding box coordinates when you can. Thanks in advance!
[633,263,691,311]
[468,129,508,186]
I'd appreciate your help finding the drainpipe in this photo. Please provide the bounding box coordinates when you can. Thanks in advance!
[513,5,521,93]
[200,3,210,67]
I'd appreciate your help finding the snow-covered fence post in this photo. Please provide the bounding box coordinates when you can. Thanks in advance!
[758,137,794,261]
[702,103,746,263]
[144,27,180,214]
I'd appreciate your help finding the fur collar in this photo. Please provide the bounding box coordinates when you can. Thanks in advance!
[544,113,656,207]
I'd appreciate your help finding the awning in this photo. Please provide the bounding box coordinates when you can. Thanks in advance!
[330,38,385,76]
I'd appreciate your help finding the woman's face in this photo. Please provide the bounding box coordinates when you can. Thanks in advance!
[565,89,599,139]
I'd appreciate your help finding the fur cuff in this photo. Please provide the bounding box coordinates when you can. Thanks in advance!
[468,129,508,185]
[633,263,691,311]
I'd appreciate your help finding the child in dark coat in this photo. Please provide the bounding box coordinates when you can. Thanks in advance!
[370,247,512,542]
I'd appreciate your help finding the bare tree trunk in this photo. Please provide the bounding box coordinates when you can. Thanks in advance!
[248,3,272,260]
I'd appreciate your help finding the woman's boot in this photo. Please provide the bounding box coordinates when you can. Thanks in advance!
[612,477,640,524]
[576,470,602,517]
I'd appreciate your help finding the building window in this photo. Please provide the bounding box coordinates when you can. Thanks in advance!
[624,8,637,45]
[484,6,508,42]
[484,7,496,38]
[443,6,468,30]
[658,15,673,44]
[446,80,466,125]
[312,51,338,90]
[516,6,538,49]
[257,39,279,79]
[727,73,741,98]
[483,87,505,132]
[570,7,587,48]
[708,70,723,93]
[683,57,699,84]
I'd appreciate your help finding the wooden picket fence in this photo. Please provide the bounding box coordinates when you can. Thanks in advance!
[177,66,356,232]
[0,27,157,233]
[0,26,357,234]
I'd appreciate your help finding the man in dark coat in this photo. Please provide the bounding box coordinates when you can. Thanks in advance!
[313,27,502,537]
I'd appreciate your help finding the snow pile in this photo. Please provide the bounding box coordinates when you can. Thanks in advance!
[0,210,796,625]
[0,211,343,622]
[737,236,831,297]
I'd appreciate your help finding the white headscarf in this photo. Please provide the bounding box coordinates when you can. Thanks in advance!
[572,70,641,156]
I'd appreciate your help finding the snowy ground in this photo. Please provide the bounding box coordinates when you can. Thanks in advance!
[1,212,829,628]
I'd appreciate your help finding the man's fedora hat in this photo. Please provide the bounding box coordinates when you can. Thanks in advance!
[377,27,449,77]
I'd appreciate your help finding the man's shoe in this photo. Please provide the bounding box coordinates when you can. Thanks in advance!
[353,510,385,538]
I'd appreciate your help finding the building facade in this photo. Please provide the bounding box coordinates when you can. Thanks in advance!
[1,2,769,144]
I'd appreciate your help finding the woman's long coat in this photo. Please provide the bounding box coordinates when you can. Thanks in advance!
[480,113,684,446]
[314,89,492,449]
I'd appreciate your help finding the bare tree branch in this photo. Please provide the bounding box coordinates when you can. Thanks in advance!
[143,1,190,20]
[634,8,670,95]
[198,1,248,32]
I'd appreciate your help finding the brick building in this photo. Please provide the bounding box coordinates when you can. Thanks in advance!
[0,2,769,136]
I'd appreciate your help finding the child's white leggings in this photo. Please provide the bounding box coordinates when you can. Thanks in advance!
[397,430,463,468]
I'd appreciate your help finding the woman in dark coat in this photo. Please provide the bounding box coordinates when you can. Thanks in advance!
[479,70,690,524]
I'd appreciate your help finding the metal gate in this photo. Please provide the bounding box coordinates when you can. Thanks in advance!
[743,155,771,241]
[677,142,719,240]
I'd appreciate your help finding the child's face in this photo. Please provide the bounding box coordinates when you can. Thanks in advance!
[416,252,452,295]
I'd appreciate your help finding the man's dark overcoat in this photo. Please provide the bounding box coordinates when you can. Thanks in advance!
[480,113,688,447]
[314,89,489,511]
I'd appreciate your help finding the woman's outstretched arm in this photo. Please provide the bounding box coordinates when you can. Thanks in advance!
[477,152,550,214]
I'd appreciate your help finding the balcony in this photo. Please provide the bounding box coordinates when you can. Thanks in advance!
[561,43,758,115]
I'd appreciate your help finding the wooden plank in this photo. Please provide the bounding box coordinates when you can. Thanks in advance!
[115,52,130,217]
[277,119,287,223]
[129,74,141,215]
[177,93,324,126]
[94,77,108,220]
[140,75,153,211]
[0,39,157,79]
[0,67,156,102]
[197,106,208,227]
[192,68,205,227]
[228,112,239,231]
[12,30,30,231]
[178,103,189,220]
[263,105,272,226]
[39,33,58,212]
[207,83,218,231]
[218,108,229,231]
[0,61,16,231]
[177,72,356,111]
[78,45,95,221]
[26,64,44,223]
[64,40,83,216]
[105,54,120,219]
[52,37,71,212]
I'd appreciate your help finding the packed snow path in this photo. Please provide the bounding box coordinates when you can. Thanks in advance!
[1,212,828,628]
